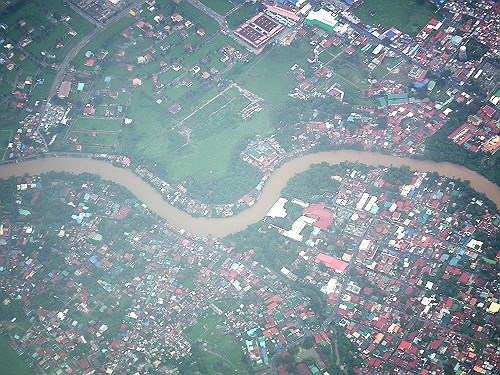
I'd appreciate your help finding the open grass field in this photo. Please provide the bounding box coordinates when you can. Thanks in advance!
[29,69,56,103]
[354,0,437,36]
[226,2,261,29]
[0,72,16,96]
[69,130,118,146]
[199,0,233,15]
[234,39,312,104]
[0,129,13,145]
[73,118,121,131]
[117,75,271,183]
[168,108,272,182]
[0,335,33,375]
[181,34,236,70]
[186,316,250,374]
[16,56,39,74]
[0,129,14,159]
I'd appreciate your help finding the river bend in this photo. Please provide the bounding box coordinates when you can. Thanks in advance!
[0,151,498,237]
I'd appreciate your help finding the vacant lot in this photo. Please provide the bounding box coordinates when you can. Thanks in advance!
[186,316,251,374]
[73,118,121,131]
[226,2,261,29]
[234,39,312,104]
[199,0,233,15]
[69,130,118,147]
[0,336,33,375]
[354,0,437,36]
[168,88,271,182]
[118,76,271,185]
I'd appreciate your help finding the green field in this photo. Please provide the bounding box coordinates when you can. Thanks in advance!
[354,0,437,36]
[69,131,118,146]
[0,129,14,159]
[0,336,33,375]
[0,129,13,143]
[186,316,250,374]
[176,0,220,36]
[169,101,272,182]
[181,34,237,70]
[29,69,56,104]
[73,118,122,131]
[234,39,312,104]
[199,0,233,15]
[226,2,261,29]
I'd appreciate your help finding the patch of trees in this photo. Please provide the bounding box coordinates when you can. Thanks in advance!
[282,162,342,200]
[186,158,262,204]
[294,282,326,316]
[227,223,299,270]
[333,329,362,375]
[447,178,496,215]
[383,165,414,185]
[438,275,460,297]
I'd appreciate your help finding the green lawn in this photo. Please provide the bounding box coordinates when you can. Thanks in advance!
[29,69,56,103]
[70,130,118,146]
[158,69,183,86]
[234,39,312,104]
[226,2,261,29]
[0,129,13,146]
[354,0,437,36]
[199,0,233,15]
[0,129,13,159]
[186,316,250,374]
[73,118,122,131]
[176,0,220,36]
[118,77,271,186]
[169,101,271,182]
[16,56,39,75]
[182,34,233,70]
[0,336,33,375]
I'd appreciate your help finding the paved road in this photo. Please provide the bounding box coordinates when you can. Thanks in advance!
[185,0,227,31]
[65,1,101,26]
[184,0,264,53]
[48,0,145,100]
[37,0,146,151]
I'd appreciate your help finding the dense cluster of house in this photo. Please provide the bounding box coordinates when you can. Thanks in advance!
[263,163,499,374]
[1,151,499,374]
[1,0,499,373]
[448,104,499,154]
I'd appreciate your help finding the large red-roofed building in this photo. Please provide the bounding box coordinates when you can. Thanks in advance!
[315,253,348,272]
[235,12,284,49]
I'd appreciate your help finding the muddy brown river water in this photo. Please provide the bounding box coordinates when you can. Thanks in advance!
[0,151,498,237]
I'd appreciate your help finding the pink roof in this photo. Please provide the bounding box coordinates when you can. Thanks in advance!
[315,253,348,272]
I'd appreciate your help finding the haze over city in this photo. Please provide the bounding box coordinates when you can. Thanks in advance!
[0,0,499,374]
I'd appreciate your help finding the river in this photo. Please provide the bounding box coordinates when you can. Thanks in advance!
[0,151,498,238]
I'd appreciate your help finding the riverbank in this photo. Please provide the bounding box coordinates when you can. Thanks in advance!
[0,150,498,238]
